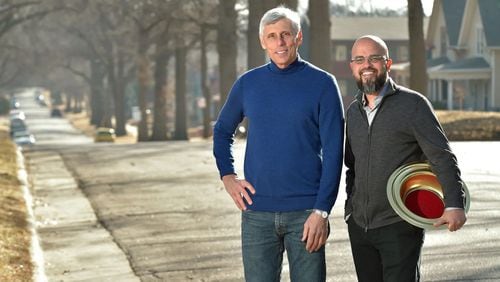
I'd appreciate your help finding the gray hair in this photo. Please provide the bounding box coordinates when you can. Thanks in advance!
[259,6,301,37]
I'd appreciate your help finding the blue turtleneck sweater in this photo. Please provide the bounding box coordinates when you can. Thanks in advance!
[213,57,344,212]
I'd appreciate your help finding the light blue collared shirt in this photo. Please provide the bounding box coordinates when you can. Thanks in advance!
[362,83,389,126]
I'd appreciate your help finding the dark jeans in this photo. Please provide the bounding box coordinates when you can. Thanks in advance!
[347,218,424,282]
[241,210,326,282]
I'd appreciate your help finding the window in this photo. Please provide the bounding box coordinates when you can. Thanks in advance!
[398,46,409,61]
[335,45,347,61]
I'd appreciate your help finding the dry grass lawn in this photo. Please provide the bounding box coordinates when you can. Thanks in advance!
[0,120,32,281]
[436,110,500,141]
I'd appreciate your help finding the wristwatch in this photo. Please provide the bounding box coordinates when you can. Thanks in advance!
[313,209,329,219]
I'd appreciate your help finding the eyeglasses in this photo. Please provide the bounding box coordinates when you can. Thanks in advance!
[350,55,387,64]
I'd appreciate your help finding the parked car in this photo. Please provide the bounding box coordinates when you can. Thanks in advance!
[94,127,116,142]
[9,110,25,120]
[10,98,20,109]
[36,94,47,106]
[12,130,36,146]
[50,108,63,117]
[10,117,27,136]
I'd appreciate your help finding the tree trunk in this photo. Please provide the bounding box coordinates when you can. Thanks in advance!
[408,0,428,96]
[137,33,150,142]
[247,0,266,70]
[101,87,113,128]
[201,25,212,139]
[74,91,82,113]
[280,0,298,10]
[217,0,237,109]
[113,51,127,136]
[107,53,117,120]
[173,44,188,140]
[90,60,106,126]
[64,93,72,112]
[151,38,169,141]
[307,0,332,72]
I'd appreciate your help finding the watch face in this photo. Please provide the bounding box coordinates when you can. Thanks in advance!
[314,209,328,218]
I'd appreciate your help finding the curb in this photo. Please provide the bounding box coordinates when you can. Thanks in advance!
[16,147,47,281]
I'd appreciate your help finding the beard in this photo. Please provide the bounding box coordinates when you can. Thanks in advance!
[356,67,387,94]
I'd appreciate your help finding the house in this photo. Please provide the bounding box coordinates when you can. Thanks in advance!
[426,0,500,111]
[330,16,423,108]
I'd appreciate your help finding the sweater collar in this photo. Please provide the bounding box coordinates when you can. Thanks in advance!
[268,56,305,74]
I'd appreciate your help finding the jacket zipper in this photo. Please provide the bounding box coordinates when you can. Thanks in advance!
[358,102,371,232]
[365,115,371,232]
[359,96,388,232]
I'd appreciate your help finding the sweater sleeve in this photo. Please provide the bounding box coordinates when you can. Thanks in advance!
[213,78,245,178]
[314,75,345,212]
[411,97,466,209]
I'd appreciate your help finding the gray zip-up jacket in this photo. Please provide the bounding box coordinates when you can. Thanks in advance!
[344,78,466,230]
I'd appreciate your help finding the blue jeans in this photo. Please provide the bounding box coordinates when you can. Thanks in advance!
[241,210,326,282]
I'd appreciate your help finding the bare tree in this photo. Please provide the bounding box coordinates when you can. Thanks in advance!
[97,1,136,136]
[307,0,332,72]
[0,1,67,86]
[200,24,212,138]
[216,0,237,109]
[151,23,172,141]
[184,0,218,139]
[89,60,110,126]
[408,0,428,96]
[247,0,266,70]
[124,1,171,141]
[280,0,298,10]
[0,1,63,39]
[55,2,116,128]
[173,36,188,140]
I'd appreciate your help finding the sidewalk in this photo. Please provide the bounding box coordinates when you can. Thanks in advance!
[27,149,139,281]
[14,91,139,281]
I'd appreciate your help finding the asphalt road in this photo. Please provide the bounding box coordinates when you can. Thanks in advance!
[15,90,500,281]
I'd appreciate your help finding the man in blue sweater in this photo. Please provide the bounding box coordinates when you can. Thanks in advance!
[213,6,344,282]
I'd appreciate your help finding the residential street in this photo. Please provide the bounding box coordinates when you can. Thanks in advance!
[16,92,500,281]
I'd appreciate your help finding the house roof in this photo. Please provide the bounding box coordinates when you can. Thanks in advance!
[428,57,491,80]
[427,56,451,67]
[442,0,466,46]
[439,57,490,70]
[330,16,428,41]
[478,0,500,46]
[390,57,451,72]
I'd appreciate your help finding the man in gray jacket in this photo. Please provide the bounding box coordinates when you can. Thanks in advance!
[344,35,467,282]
